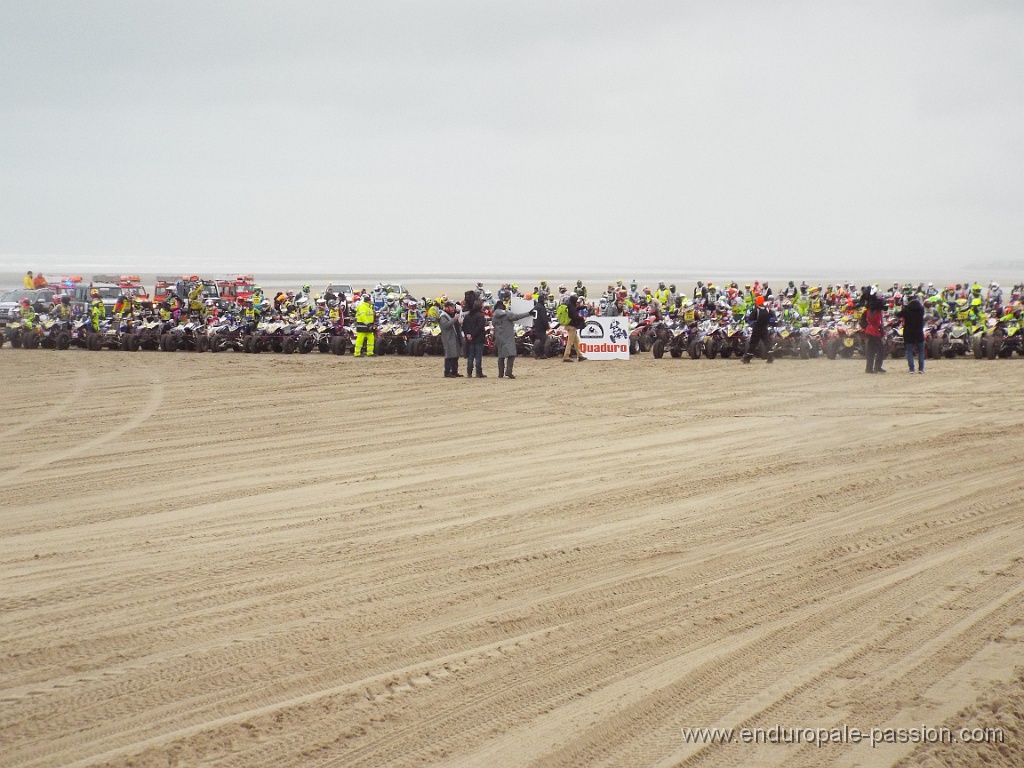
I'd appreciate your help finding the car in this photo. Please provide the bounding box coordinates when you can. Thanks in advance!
[382,283,409,297]
[173,278,230,312]
[69,283,122,315]
[0,288,56,326]
[325,282,356,302]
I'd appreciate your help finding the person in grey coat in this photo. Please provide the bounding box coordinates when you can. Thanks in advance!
[491,295,533,379]
[438,301,464,378]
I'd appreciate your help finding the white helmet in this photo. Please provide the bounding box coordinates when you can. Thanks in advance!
[296,296,309,306]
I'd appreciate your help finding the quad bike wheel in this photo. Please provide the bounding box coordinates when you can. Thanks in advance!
[687,339,702,359]
[55,331,71,350]
[329,336,346,355]
[983,336,999,360]
[281,337,296,354]
[88,332,104,351]
[651,339,665,359]
[23,332,41,350]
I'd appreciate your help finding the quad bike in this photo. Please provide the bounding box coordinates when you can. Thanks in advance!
[131,317,166,351]
[38,317,73,350]
[208,316,247,352]
[167,318,209,352]
[414,323,443,356]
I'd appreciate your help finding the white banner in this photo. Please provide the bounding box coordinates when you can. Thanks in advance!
[578,316,630,360]
[509,296,536,320]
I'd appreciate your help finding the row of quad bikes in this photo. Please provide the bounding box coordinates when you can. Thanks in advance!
[1,316,565,357]
[5,315,1022,361]
[634,319,1024,361]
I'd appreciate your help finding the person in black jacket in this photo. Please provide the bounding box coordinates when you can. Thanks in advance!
[462,299,487,378]
[896,293,926,373]
[742,295,774,363]
[563,294,588,362]
[532,295,549,359]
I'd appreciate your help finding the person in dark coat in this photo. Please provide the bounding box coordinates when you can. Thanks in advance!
[462,299,487,377]
[438,300,464,378]
[532,295,549,358]
[491,296,533,378]
[562,294,587,362]
[742,295,774,363]
[896,293,926,373]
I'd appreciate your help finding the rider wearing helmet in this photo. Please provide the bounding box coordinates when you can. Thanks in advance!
[114,294,133,318]
[53,294,73,322]
[19,297,38,330]
[654,281,670,306]
[89,289,106,332]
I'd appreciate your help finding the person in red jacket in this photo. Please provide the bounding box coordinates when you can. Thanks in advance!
[861,287,887,374]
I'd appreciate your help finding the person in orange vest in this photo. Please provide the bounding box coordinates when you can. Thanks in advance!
[33,273,48,289]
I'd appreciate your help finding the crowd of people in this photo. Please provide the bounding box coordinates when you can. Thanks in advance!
[6,273,1022,378]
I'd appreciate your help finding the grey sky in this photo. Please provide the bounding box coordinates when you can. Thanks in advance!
[2,1,1021,276]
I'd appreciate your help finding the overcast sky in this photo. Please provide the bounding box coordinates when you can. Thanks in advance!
[1,1,1021,276]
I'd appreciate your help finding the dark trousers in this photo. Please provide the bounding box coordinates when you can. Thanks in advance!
[744,329,772,361]
[444,356,459,376]
[498,356,515,376]
[864,335,884,371]
[466,339,483,375]
[533,329,547,357]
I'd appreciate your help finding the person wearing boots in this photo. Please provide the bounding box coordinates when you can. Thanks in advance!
[742,295,774,363]
[562,294,588,362]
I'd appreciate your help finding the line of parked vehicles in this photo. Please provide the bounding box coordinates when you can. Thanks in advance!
[3,274,1022,361]
[4,303,1022,362]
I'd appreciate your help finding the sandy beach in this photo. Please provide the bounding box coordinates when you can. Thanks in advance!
[2,349,1023,767]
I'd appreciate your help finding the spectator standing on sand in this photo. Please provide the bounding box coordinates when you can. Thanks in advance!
[491,294,533,379]
[742,294,774,364]
[532,294,549,359]
[353,294,376,357]
[897,292,926,374]
[861,287,887,374]
[563,294,588,362]
[462,299,486,378]
[438,300,464,378]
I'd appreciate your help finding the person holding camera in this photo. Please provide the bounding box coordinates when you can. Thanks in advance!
[491,294,533,378]
[562,294,588,362]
